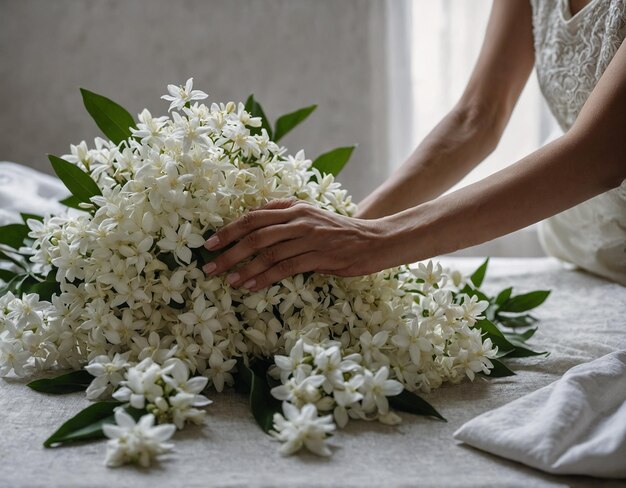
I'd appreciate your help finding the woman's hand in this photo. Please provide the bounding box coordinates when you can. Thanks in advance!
[202,198,393,291]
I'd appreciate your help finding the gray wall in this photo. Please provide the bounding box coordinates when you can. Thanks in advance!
[0,0,390,201]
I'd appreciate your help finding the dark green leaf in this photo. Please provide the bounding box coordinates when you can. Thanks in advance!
[0,249,27,270]
[497,313,538,329]
[474,319,546,358]
[500,290,550,313]
[504,327,537,344]
[470,258,489,288]
[244,94,273,139]
[59,195,84,210]
[80,88,136,145]
[459,284,489,302]
[483,358,516,378]
[49,155,101,203]
[20,213,44,224]
[27,370,93,394]
[0,269,17,282]
[246,361,282,433]
[0,223,30,250]
[28,277,61,301]
[0,273,38,296]
[273,104,317,142]
[44,402,145,448]
[494,287,513,306]
[234,358,253,395]
[312,146,355,178]
[389,389,446,421]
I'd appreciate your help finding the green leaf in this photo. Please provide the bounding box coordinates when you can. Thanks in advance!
[20,213,44,224]
[389,389,446,421]
[80,88,136,145]
[244,94,273,139]
[499,290,550,313]
[28,276,61,301]
[234,358,253,395]
[27,370,93,394]
[44,401,145,448]
[49,155,101,204]
[244,361,282,433]
[504,327,537,343]
[494,287,513,306]
[0,273,38,296]
[0,269,17,282]
[312,146,355,178]
[59,195,84,210]
[0,249,27,270]
[470,258,489,288]
[484,358,516,378]
[0,223,30,249]
[273,104,317,142]
[459,284,489,302]
[497,313,538,329]
[474,319,546,358]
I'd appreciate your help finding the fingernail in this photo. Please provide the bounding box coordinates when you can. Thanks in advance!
[205,235,219,250]
[243,279,256,289]
[227,272,240,285]
[203,262,217,274]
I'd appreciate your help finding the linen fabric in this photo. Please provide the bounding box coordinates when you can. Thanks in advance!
[454,350,626,478]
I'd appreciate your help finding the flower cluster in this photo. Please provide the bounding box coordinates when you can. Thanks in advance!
[0,79,498,463]
[103,408,176,467]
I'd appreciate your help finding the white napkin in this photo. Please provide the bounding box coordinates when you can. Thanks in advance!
[454,350,626,478]
[0,162,66,224]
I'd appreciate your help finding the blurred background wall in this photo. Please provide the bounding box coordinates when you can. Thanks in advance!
[0,0,546,256]
[0,0,401,202]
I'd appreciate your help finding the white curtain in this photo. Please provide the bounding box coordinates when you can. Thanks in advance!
[387,0,560,257]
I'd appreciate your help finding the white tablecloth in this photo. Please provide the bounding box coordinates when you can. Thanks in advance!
[1,257,625,487]
[1,163,625,487]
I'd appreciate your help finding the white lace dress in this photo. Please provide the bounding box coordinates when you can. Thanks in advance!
[530,0,626,285]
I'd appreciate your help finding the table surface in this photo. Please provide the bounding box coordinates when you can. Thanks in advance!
[1,257,625,488]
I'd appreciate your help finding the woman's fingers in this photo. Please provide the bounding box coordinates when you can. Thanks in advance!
[204,199,299,250]
[228,238,317,288]
[245,252,321,291]
[202,224,300,276]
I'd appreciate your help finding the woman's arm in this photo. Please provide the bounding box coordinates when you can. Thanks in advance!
[382,38,626,266]
[202,39,626,291]
[357,0,535,219]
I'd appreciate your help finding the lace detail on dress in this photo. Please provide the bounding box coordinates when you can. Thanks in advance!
[531,0,626,130]
[530,0,626,285]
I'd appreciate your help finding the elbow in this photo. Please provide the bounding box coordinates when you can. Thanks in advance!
[450,99,508,156]
[564,126,626,193]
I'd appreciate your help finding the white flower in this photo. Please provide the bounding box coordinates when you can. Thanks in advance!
[6,293,48,329]
[103,409,176,467]
[85,352,130,400]
[0,339,32,377]
[271,369,325,406]
[411,260,443,290]
[360,366,403,415]
[271,403,335,456]
[206,350,236,392]
[113,359,169,409]
[157,222,205,264]
[161,78,208,112]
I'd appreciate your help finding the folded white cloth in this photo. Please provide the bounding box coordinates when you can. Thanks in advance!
[0,161,66,225]
[454,350,626,478]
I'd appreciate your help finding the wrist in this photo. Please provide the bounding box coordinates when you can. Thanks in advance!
[377,202,439,267]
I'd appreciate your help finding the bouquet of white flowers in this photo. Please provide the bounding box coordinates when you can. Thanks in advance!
[0,79,549,467]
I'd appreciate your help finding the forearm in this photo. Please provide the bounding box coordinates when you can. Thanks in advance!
[357,103,502,219]
[380,132,624,265]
